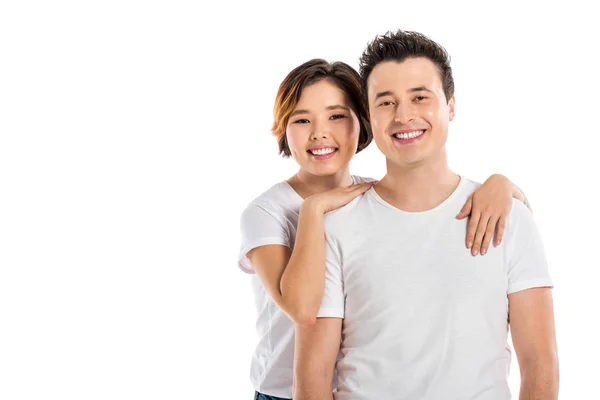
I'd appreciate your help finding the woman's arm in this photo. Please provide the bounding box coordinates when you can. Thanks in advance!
[248,182,373,326]
[248,201,325,326]
[457,174,532,256]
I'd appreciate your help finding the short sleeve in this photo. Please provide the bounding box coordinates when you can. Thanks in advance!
[316,233,345,319]
[506,200,553,294]
[238,202,290,274]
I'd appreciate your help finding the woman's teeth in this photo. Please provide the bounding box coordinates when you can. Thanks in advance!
[311,148,336,155]
[394,130,425,140]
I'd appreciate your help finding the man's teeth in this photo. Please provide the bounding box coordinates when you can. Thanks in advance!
[394,130,425,140]
[311,148,335,156]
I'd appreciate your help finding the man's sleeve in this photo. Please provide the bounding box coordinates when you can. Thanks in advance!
[316,233,345,318]
[506,200,553,294]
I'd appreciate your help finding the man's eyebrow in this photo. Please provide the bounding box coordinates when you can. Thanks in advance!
[374,91,394,101]
[408,86,433,93]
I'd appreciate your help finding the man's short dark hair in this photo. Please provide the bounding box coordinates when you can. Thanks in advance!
[359,30,455,103]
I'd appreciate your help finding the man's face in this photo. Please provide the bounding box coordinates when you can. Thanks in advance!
[367,57,455,168]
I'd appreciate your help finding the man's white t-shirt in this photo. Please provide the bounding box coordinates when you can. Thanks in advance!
[318,177,552,400]
[238,176,371,398]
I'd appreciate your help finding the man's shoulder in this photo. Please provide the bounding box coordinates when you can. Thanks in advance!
[499,198,540,259]
[325,175,376,222]
[509,198,535,227]
[324,188,375,235]
[460,176,482,193]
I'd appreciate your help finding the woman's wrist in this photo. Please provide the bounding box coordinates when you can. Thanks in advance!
[301,197,326,215]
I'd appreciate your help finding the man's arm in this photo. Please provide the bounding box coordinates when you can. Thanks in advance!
[509,287,559,400]
[294,318,342,400]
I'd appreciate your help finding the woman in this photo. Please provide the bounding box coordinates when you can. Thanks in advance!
[239,59,529,400]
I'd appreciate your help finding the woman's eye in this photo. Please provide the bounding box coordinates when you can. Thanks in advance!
[379,101,394,107]
[293,119,310,124]
[330,114,346,120]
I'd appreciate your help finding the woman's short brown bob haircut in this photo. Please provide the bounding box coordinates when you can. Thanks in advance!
[272,59,372,157]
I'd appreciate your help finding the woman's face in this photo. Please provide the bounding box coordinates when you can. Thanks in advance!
[285,80,360,177]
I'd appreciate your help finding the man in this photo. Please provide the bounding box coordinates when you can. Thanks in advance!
[293,30,559,399]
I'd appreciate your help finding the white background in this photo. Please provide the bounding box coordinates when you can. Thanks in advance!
[1,1,598,399]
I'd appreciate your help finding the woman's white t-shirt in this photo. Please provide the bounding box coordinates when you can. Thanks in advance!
[238,176,371,398]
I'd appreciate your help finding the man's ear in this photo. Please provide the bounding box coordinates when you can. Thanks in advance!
[448,96,456,121]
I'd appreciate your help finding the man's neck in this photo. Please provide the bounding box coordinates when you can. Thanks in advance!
[376,152,460,212]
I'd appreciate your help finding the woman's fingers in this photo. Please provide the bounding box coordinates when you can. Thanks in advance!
[480,216,499,255]
[456,196,473,220]
[494,216,508,247]
[466,210,480,249]
[471,213,490,256]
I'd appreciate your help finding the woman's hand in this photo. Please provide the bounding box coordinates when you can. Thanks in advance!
[456,174,517,256]
[304,182,375,214]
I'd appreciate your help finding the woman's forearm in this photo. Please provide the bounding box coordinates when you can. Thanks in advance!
[279,200,326,326]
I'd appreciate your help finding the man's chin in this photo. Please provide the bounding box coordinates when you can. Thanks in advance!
[386,155,427,168]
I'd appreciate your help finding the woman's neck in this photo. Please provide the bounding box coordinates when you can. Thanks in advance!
[287,167,353,199]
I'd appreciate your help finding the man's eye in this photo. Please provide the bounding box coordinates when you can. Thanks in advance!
[379,101,394,107]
